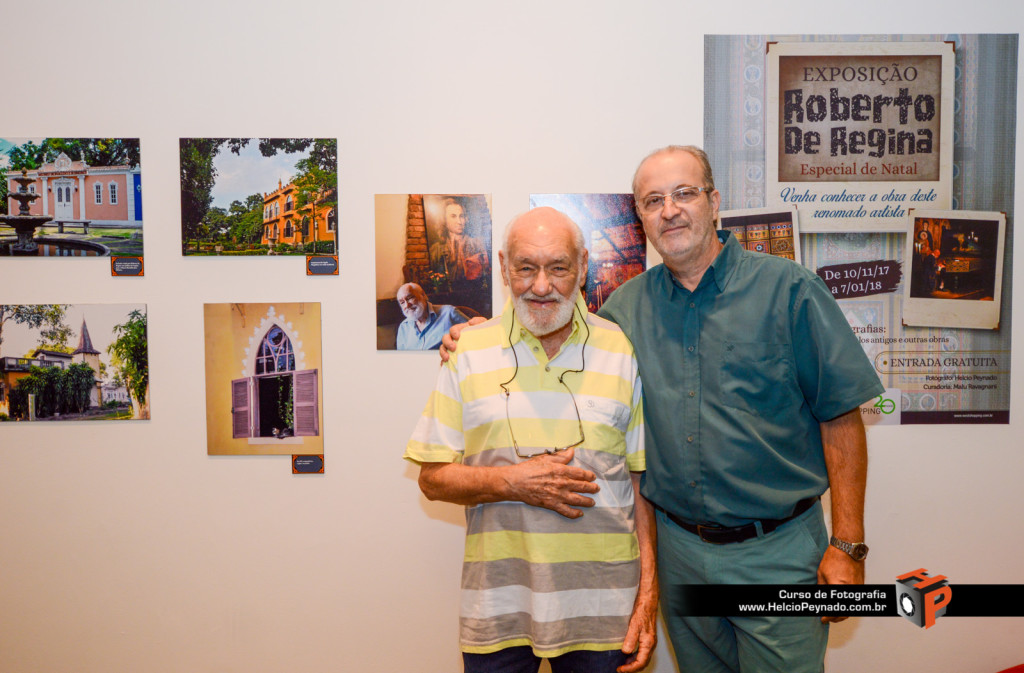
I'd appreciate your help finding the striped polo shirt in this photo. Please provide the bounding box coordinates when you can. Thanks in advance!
[405,295,645,657]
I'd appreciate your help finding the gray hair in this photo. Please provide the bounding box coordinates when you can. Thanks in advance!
[631,145,716,199]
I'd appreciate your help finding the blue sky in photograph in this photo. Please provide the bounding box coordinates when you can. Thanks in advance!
[0,138,46,168]
[210,141,311,209]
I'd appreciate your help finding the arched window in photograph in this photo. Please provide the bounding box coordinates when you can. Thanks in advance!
[232,325,319,440]
[255,325,295,375]
[285,196,294,212]
[301,216,309,237]
[326,208,337,232]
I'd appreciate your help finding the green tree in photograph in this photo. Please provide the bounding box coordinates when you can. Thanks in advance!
[180,138,221,252]
[108,310,149,419]
[65,363,96,414]
[0,166,8,215]
[8,138,141,170]
[8,362,94,419]
[228,194,265,245]
[293,139,338,253]
[202,206,231,241]
[0,305,70,356]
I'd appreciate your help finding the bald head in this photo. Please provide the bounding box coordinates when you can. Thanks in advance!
[632,145,716,199]
[502,207,586,265]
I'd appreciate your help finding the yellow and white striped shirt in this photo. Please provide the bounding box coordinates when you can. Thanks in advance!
[405,295,645,657]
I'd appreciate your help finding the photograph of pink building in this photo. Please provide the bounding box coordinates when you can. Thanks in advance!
[1,137,143,257]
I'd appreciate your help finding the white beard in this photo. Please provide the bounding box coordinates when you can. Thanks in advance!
[511,280,581,337]
[403,303,427,323]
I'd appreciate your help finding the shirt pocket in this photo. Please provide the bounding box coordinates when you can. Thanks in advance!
[578,396,631,432]
[717,341,800,416]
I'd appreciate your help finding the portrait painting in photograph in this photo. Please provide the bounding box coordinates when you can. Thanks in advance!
[1,138,143,258]
[375,194,492,351]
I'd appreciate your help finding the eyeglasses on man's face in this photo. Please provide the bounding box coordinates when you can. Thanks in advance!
[637,185,713,214]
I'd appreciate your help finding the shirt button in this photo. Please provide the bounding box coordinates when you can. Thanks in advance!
[689,481,697,488]
[689,302,696,309]
[686,435,694,443]
[532,347,539,352]
[545,366,551,372]
[687,346,694,352]
[688,391,695,397]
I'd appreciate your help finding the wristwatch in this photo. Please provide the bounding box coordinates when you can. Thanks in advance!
[829,535,869,561]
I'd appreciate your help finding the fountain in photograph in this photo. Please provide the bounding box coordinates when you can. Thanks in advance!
[1,170,52,255]
[0,169,108,256]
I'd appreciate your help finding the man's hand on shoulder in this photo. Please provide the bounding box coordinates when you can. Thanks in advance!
[504,447,599,519]
[440,317,485,362]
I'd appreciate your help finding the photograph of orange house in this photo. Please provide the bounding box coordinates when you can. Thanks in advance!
[260,179,336,250]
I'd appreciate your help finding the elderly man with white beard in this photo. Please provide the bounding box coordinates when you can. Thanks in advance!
[395,282,469,351]
[404,207,657,673]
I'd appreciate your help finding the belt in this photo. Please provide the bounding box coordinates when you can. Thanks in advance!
[660,496,820,545]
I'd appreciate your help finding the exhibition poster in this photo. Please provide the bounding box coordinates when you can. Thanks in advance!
[765,42,955,233]
[706,34,1016,424]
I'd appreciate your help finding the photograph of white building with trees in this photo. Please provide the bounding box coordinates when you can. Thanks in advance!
[0,304,149,422]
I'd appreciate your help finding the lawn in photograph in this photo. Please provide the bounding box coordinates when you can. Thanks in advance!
[180,138,337,257]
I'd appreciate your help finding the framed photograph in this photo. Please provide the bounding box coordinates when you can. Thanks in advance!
[528,193,647,311]
[0,303,149,421]
[2,138,143,258]
[204,302,324,455]
[902,209,1006,329]
[766,41,955,232]
[375,194,492,351]
[180,138,337,257]
[718,205,802,264]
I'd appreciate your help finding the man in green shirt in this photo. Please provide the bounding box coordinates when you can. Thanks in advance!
[596,145,883,673]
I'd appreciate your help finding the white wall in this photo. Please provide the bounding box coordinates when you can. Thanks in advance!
[1,2,1022,672]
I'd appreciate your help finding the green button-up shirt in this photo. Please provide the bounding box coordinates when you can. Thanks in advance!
[599,231,884,527]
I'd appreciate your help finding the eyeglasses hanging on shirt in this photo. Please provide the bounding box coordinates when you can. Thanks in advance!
[499,305,590,459]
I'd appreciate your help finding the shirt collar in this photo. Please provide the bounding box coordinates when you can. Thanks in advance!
[657,229,742,296]
[500,292,589,348]
[412,303,438,334]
